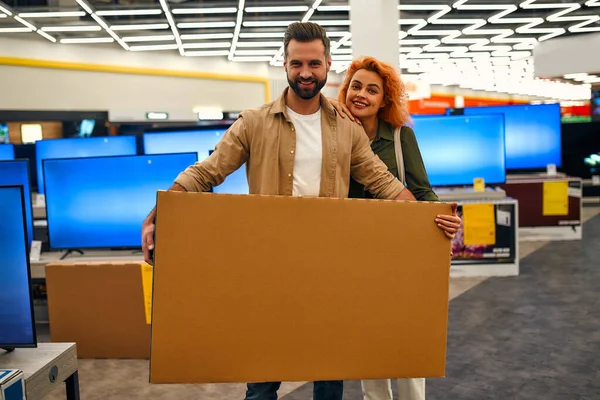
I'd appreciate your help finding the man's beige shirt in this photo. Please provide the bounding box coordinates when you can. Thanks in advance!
[175,87,405,199]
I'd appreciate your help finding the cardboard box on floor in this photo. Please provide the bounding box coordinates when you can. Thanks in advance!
[46,260,151,359]
[150,191,452,384]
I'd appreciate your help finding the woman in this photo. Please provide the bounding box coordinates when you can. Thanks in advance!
[330,56,461,400]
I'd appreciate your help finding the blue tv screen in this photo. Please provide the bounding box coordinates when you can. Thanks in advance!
[0,143,14,160]
[35,136,137,194]
[411,114,506,186]
[459,103,561,170]
[0,185,36,348]
[143,129,227,162]
[0,160,34,246]
[43,153,197,250]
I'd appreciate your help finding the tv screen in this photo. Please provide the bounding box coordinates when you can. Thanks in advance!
[0,143,14,160]
[0,160,34,246]
[143,129,227,162]
[458,103,562,170]
[43,153,197,250]
[0,185,37,349]
[35,136,137,194]
[411,114,506,186]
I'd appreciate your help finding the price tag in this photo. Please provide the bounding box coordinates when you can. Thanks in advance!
[473,177,485,192]
[592,175,600,186]
[546,163,557,176]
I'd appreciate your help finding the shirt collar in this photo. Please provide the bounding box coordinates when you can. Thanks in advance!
[270,87,337,120]
[375,119,394,142]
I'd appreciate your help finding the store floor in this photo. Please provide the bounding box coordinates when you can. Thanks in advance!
[40,207,600,400]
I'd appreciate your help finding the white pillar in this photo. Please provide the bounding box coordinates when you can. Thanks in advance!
[349,0,400,71]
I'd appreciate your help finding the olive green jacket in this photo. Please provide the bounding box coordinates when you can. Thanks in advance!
[348,120,439,201]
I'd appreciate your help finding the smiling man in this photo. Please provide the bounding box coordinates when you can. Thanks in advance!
[141,21,416,400]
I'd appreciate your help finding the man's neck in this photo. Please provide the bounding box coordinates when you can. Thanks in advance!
[285,89,321,115]
[360,116,379,141]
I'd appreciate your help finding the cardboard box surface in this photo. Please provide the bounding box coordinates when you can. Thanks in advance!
[150,192,451,384]
[46,261,150,359]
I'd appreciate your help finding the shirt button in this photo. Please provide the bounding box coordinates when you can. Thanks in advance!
[290,150,295,154]
[288,173,292,177]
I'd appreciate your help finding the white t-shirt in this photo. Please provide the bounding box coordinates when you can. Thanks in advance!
[286,106,323,197]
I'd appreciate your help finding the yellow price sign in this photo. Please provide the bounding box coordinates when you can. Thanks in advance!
[473,177,485,192]
[542,181,568,216]
[462,203,496,246]
[141,263,153,324]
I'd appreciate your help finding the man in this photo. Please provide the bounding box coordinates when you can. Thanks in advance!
[141,21,415,400]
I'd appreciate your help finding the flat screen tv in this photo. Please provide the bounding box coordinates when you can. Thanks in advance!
[0,160,34,246]
[457,103,561,171]
[143,128,227,162]
[35,136,137,195]
[0,143,14,160]
[411,114,506,187]
[0,185,37,350]
[43,153,197,251]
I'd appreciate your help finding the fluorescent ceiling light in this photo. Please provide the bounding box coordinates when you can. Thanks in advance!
[177,21,236,28]
[61,37,114,43]
[228,0,245,61]
[326,31,351,37]
[231,56,273,62]
[111,23,170,31]
[236,41,283,47]
[317,5,349,12]
[14,16,36,30]
[302,8,315,22]
[182,42,231,49]
[235,49,278,56]
[19,11,86,17]
[129,44,179,51]
[37,30,56,43]
[243,20,296,27]
[75,0,93,14]
[122,34,175,42]
[239,32,284,38]
[0,13,5,18]
[185,50,230,56]
[172,7,237,14]
[41,25,101,32]
[0,5,12,15]
[96,9,162,16]
[245,6,309,12]
[158,0,183,56]
[180,33,234,40]
[310,19,350,26]
[0,27,32,32]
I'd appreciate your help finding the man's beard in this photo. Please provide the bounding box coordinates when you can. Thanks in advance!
[287,74,327,100]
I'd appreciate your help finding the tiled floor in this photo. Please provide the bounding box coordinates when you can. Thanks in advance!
[39,206,600,400]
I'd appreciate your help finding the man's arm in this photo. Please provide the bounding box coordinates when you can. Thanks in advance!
[174,116,250,192]
[349,123,414,200]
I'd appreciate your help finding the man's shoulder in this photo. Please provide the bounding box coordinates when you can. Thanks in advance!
[239,100,278,120]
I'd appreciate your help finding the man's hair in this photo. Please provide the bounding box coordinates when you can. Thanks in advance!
[283,22,331,60]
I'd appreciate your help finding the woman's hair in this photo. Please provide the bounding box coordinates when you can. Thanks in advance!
[338,56,411,128]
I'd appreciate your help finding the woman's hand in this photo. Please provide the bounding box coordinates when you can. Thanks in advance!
[436,203,461,239]
[328,98,361,125]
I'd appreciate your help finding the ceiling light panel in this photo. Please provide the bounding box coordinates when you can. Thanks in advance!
[19,11,86,17]
[111,23,170,31]
[96,9,162,16]
[171,7,237,15]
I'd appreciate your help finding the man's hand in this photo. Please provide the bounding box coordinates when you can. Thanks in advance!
[328,98,361,125]
[142,218,156,265]
[435,202,461,239]
[394,187,416,201]
[141,182,187,265]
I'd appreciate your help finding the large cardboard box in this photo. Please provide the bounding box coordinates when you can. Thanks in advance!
[150,192,452,384]
[46,261,150,359]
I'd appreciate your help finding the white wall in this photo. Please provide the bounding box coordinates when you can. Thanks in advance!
[0,36,269,122]
[533,32,600,78]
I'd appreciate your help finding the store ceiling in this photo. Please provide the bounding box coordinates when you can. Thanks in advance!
[1,0,598,100]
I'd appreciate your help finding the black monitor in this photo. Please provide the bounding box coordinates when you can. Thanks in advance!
[0,185,37,350]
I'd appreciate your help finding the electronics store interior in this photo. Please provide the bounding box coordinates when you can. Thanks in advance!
[1,1,600,399]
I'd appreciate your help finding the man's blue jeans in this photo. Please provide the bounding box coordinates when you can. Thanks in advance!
[245,380,343,400]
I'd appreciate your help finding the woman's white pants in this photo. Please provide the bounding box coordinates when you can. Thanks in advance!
[361,378,425,400]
